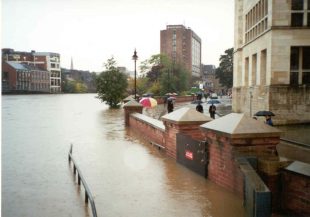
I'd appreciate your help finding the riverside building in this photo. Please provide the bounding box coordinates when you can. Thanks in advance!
[2,48,61,93]
[160,25,202,79]
[233,0,310,124]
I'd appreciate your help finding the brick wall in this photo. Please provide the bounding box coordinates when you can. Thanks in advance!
[164,122,206,159]
[205,130,244,195]
[281,171,310,217]
[129,114,165,148]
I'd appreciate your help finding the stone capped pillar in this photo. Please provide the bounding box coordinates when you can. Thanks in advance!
[123,100,143,126]
[161,107,212,159]
[200,113,281,195]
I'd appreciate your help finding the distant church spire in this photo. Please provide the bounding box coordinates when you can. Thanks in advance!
[70,57,74,70]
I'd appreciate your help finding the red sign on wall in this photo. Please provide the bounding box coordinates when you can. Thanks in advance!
[185,150,193,160]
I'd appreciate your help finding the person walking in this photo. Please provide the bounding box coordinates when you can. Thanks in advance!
[196,102,203,113]
[209,104,216,119]
[167,98,174,113]
[265,115,273,126]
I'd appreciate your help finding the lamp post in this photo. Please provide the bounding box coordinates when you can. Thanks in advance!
[132,49,138,101]
[249,86,253,117]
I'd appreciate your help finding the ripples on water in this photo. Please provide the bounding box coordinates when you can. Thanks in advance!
[2,94,245,217]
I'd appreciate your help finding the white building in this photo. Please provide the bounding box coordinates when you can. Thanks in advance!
[233,0,310,124]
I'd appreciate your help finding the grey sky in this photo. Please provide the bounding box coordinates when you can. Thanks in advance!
[2,0,234,72]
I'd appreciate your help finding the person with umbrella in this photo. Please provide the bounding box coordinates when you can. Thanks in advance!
[265,115,273,126]
[209,103,216,119]
[254,110,275,126]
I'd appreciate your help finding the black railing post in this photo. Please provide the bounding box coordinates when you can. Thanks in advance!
[68,145,98,217]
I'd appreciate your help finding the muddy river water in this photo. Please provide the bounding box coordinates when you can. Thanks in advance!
[2,94,246,217]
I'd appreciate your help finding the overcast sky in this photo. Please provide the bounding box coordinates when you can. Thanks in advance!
[2,0,234,72]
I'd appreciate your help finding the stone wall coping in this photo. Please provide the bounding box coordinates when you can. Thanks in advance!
[284,161,310,177]
[123,99,143,108]
[200,113,281,139]
[131,113,165,131]
[161,107,212,125]
[123,95,135,103]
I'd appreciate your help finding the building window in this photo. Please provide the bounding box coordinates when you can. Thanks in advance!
[291,13,304,26]
[245,0,268,43]
[290,46,310,85]
[291,0,310,26]
[292,0,304,10]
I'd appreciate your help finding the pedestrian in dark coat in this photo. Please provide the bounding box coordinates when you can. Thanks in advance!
[209,104,216,119]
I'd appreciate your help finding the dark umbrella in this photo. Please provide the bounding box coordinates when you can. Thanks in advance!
[255,111,275,116]
[207,99,221,104]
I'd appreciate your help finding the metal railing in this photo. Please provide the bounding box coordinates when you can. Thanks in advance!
[68,144,98,217]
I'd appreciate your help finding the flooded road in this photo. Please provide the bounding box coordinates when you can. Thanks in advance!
[2,94,245,217]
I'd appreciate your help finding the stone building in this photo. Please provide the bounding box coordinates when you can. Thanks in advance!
[201,64,225,94]
[233,0,310,124]
[160,25,202,79]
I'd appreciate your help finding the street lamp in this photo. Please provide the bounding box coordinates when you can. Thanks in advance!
[249,86,253,117]
[132,49,138,101]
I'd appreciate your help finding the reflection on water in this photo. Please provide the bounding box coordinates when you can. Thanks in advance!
[2,94,245,217]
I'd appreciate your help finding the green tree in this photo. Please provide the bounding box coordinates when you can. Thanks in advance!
[215,48,233,88]
[96,57,128,108]
[140,54,190,95]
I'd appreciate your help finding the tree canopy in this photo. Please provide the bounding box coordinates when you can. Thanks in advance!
[215,48,233,88]
[96,57,128,108]
[139,54,190,95]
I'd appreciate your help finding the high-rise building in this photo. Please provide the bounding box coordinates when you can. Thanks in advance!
[233,0,310,124]
[160,25,202,78]
[2,49,61,93]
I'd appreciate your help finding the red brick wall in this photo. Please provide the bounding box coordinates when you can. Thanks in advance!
[281,171,310,217]
[205,130,244,195]
[2,62,17,90]
[129,115,165,148]
[164,122,206,159]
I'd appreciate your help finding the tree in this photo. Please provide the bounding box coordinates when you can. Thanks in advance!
[215,48,233,88]
[96,57,128,108]
[140,54,190,95]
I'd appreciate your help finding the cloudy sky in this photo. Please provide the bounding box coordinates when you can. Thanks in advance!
[2,0,234,72]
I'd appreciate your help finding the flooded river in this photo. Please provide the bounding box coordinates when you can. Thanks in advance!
[2,94,245,217]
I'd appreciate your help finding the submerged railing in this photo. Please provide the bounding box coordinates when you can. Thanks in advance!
[68,144,98,217]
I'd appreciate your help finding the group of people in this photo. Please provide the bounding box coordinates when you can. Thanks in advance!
[196,102,216,119]
[166,98,275,126]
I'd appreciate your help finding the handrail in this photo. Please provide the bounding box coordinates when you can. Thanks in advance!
[68,144,98,217]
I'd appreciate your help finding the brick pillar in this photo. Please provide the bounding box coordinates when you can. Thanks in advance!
[161,107,212,159]
[200,113,282,196]
[123,100,143,126]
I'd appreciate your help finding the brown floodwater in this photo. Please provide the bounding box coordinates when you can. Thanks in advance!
[2,94,245,217]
